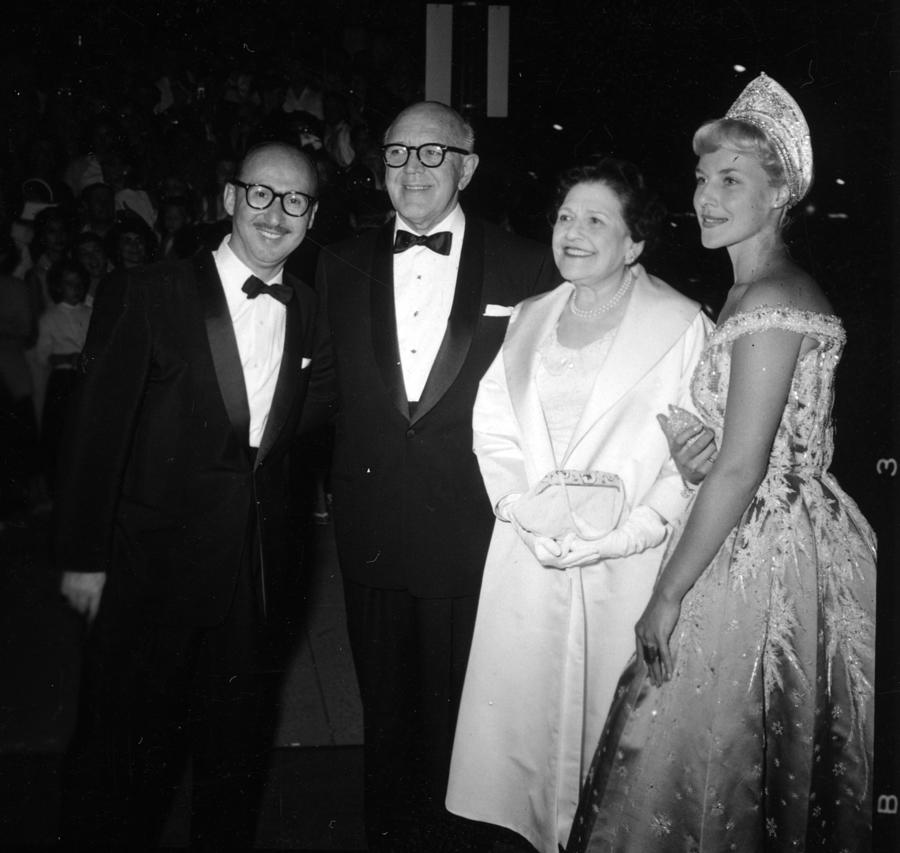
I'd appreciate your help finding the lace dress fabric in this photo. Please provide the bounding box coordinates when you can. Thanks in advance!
[567,307,876,853]
[536,325,616,461]
[529,323,618,841]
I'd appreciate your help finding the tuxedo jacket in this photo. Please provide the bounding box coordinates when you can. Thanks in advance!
[53,251,322,625]
[314,216,558,598]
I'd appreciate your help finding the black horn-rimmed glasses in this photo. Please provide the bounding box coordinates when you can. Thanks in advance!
[231,180,317,217]
[381,143,471,169]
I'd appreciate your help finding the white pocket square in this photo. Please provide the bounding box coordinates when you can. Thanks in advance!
[301,357,311,369]
[483,304,514,317]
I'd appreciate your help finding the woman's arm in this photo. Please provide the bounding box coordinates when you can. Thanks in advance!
[474,340,573,566]
[637,312,805,685]
[658,416,718,486]
[639,311,713,525]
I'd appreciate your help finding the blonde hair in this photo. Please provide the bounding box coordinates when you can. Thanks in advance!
[693,118,787,190]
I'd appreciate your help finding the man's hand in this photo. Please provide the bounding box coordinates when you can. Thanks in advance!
[60,572,107,623]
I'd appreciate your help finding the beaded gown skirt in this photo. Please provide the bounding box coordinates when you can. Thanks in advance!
[566,308,876,853]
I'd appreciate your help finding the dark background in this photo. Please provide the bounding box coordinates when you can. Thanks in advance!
[2,0,897,840]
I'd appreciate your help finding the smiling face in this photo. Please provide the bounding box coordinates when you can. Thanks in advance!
[61,270,86,305]
[383,103,479,233]
[76,239,108,278]
[224,144,317,280]
[117,229,149,268]
[551,181,640,290]
[693,147,787,250]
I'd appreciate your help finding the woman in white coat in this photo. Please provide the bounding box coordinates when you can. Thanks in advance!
[446,159,713,853]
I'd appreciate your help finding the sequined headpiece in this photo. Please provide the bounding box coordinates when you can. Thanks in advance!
[725,72,813,206]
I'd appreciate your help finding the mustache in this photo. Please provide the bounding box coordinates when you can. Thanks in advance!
[252,222,291,236]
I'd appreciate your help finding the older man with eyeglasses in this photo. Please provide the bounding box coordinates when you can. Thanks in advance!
[56,141,333,850]
[313,101,558,851]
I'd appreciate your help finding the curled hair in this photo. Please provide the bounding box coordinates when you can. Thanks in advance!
[47,259,88,304]
[692,118,787,190]
[552,158,667,254]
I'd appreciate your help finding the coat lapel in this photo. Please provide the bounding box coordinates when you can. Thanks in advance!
[503,283,573,473]
[562,265,699,464]
[412,218,484,424]
[369,222,409,420]
[195,252,251,448]
[255,286,303,466]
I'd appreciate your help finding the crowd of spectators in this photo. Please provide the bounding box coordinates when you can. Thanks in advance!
[0,33,449,525]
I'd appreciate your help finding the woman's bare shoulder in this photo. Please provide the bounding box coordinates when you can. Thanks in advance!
[737,265,832,315]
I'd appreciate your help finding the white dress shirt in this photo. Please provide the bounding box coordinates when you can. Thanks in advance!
[393,205,465,402]
[212,236,286,447]
[36,301,93,367]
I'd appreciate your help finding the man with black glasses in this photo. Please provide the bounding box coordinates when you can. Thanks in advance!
[56,142,331,850]
[314,101,557,851]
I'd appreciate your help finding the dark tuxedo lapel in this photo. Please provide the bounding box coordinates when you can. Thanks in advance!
[256,286,303,465]
[194,252,251,447]
[412,218,484,424]
[369,222,409,420]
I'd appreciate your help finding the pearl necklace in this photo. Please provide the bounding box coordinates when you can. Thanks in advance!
[569,267,634,319]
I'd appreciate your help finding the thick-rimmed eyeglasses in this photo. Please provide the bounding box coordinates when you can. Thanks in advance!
[381,143,470,169]
[231,180,316,217]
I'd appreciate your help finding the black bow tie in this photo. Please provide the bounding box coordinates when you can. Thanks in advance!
[242,275,293,304]
[393,230,452,255]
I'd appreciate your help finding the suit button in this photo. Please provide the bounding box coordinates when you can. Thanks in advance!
[406,428,415,438]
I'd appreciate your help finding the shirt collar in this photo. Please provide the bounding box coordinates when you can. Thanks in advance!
[213,235,284,311]
[394,204,465,240]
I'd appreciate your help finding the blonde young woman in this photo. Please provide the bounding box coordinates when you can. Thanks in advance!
[568,74,876,853]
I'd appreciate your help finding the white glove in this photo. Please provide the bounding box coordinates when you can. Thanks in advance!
[495,492,523,522]
[510,515,569,568]
[528,505,667,570]
[586,505,667,561]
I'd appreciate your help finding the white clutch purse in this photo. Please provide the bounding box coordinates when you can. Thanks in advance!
[512,470,625,541]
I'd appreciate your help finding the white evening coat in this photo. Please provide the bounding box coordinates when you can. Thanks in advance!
[446,266,713,853]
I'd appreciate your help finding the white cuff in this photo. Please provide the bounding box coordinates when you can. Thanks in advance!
[495,492,523,522]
